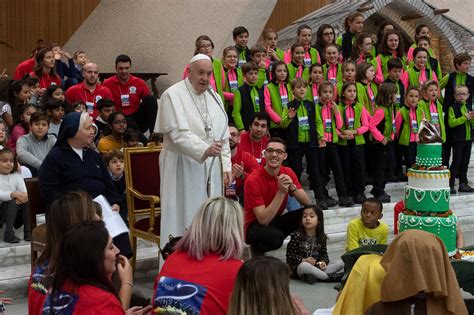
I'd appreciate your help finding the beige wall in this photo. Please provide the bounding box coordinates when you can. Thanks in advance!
[63,0,277,95]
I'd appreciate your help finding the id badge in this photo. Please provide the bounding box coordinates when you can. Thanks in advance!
[370,94,375,104]
[256,158,262,164]
[85,101,94,114]
[121,94,130,107]
[431,112,439,124]
[395,94,401,104]
[263,79,268,86]
[229,80,238,91]
[329,78,337,86]
[324,118,332,132]
[299,116,310,131]
[238,59,246,67]
[411,119,418,133]
[392,119,396,133]
[281,95,289,108]
[254,96,260,111]
[313,95,319,104]
[304,58,312,67]
[348,117,355,129]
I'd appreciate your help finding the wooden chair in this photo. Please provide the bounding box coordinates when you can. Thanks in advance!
[123,145,161,270]
[25,177,47,270]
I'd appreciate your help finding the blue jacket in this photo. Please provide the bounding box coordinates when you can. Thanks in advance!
[38,144,121,207]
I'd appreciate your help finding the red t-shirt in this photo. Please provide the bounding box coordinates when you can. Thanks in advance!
[65,82,113,118]
[102,75,150,116]
[29,72,62,89]
[153,251,242,315]
[238,132,269,164]
[14,58,35,80]
[244,165,302,231]
[231,148,259,195]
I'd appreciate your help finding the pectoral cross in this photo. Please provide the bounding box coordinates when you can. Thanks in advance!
[204,124,212,138]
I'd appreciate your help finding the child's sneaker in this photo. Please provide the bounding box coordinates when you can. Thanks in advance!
[301,274,318,284]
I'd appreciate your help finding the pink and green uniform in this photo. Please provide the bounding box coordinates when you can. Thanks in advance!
[264,82,294,129]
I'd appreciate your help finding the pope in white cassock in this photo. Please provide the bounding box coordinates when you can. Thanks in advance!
[155,54,232,249]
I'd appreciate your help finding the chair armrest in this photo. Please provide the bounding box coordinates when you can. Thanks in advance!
[127,188,160,205]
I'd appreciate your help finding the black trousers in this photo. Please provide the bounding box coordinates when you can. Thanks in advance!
[317,142,347,198]
[450,141,472,187]
[371,142,394,196]
[443,141,453,167]
[287,143,324,200]
[339,141,365,196]
[246,208,303,253]
[400,142,417,172]
[0,200,30,238]
[128,95,158,134]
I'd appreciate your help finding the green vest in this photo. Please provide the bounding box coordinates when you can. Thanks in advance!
[406,67,435,88]
[378,105,396,139]
[323,63,343,84]
[356,82,378,115]
[398,106,424,146]
[275,48,285,61]
[419,98,446,142]
[337,102,365,146]
[224,67,243,110]
[296,101,310,142]
[378,53,407,79]
[316,103,339,143]
[287,63,309,82]
[305,83,320,104]
[212,58,224,101]
[267,82,293,129]
[257,68,268,89]
[308,47,320,67]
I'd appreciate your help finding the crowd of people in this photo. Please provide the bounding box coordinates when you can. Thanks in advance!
[0,7,472,315]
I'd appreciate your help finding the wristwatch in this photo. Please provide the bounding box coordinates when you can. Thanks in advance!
[289,184,297,193]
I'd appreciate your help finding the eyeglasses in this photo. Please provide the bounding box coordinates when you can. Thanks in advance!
[323,32,334,36]
[113,120,127,125]
[265,148,286,155]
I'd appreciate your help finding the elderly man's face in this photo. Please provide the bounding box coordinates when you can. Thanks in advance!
[188,60,212,94]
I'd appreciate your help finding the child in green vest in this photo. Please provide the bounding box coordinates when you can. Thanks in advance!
[316,81,353,207]
[233,26,251,68]
[368,83,398,203]
[251,45,269,88]
[287,43,310,82]
[336,61,357,99]
[262,28,285,72]
[286,78,326,209]
[351,33,384,84]
[448,85,474,193]
[335,11,365,61]
[419,80,446,143]
[356,62,378,116]
[222,46,244,116]
[401,47,438,90]
[284,24,320,67]
[232,62,265,131]
[264,61,293,139]
[338,82,370,204]
[407,24,435,62]
[413,36,442,81]
[306,63,323,105]
[322,44,343,87]
[395,86,424,171]
[384,58,405,110]
[376,29,407,79]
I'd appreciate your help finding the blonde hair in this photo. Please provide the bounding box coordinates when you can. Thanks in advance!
[228,256,298,315]
[175,197,243,260]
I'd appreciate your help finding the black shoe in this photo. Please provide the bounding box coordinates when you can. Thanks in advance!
[339,196,354,207]
[302,273,318,284]
[458,183,474,193]
[317,200,328,210]
[326,196,338,207]
[326,272,344,283]
[354,194,367,204]
[377,193,391,203]
[24,234,31,242]
[450,187,457,194]
[4,233,20,244]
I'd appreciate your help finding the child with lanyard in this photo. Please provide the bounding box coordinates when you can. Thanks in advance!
[384,58,405,111]
[407,24,435,62]
[401,47,438,90]
[306,63,323,105]
[286,43,310,82]
[250,45,270,88]
[222,46,244,117]
[395,86,425,173]
[233,26,252,68]
[264,61,293,139]
[285,78,326,209]
[284,24,320,68]
[351,33,384,84]
[338,82,370,204]
[232,62,265,132]
[419,80,446,143]
[413,36,442,81]
[286,205,344,284]
[336,61,357,99]
[262,28,285,73]
[376,29,407,79]
[369,82,398,203]
[356,62,378,116]
[316,81,353,207]
[336,12,366,61]
[322,44,343,99]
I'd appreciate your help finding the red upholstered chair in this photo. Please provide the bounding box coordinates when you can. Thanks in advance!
[123,145,161,270]
[25,177,47,270]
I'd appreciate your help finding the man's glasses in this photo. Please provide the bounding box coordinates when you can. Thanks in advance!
[265,148,286,155]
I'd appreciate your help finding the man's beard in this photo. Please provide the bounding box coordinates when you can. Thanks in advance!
[230,142,237,149]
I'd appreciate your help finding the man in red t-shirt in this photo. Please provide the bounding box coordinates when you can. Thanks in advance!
[65,63,113,118]
[244,137,311,254]
[239,112,270,165]
[227,124,259,200]
[103,54,157,133]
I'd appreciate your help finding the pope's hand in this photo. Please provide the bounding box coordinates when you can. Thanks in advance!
[205,142,223,158]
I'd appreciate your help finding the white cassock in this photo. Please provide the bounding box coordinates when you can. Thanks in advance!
[155,78,231,249]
